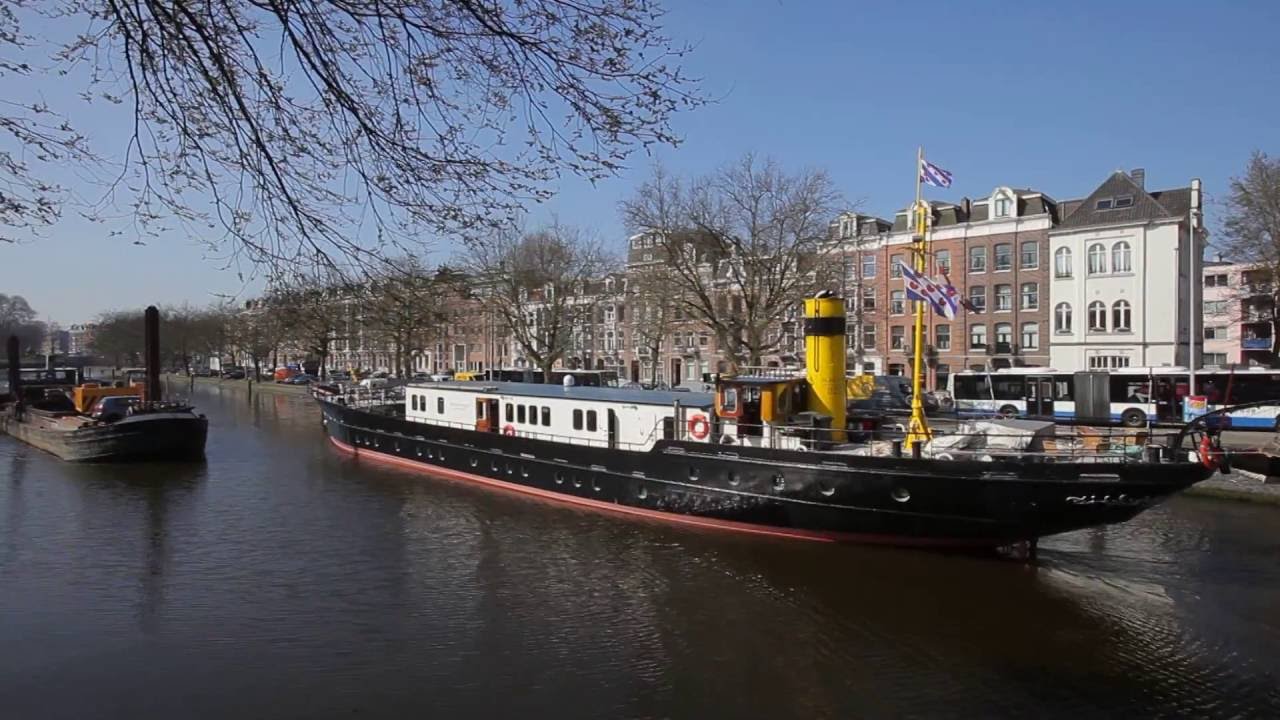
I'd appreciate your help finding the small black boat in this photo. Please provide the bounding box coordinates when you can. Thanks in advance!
[316,294,1219,549]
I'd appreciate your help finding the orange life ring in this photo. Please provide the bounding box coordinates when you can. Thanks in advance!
[688,414,710,440]
[1197,435,1219,470]
[503,424,516,437]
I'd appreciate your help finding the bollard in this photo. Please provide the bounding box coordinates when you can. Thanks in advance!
[912,441,923,459]
[891,440,902,457]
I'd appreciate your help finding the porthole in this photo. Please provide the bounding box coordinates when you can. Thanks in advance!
[505,464,513,475]
[470,456,479,468]
[773,474,785,491]
[491,460,500,472]
[819,482,835,498]
[555,472,565,485]
[416,447,423,458]
[572,476,583,488]
[591,477,601,492]
[689,466,700,481]
[892,487,911,503]
[394,442,401,453]
[637,484,648,500]
[520,466,529,478]
[727,471,740,486]
[374,439,380,448]
[426,448,433,459]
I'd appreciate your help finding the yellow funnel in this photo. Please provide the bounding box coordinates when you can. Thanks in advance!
[804,295,846,442]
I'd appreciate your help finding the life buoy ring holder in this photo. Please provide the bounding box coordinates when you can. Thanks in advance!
[502,424,516,437]
[688,414,710,440]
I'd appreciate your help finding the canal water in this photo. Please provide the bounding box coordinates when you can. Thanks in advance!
[2,386,1278,719]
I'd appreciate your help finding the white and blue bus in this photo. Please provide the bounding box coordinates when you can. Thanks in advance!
[947,367,1280,428]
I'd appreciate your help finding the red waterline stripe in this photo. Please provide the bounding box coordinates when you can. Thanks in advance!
[328,436,997,548]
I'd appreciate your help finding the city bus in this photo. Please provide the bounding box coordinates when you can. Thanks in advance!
[947,367,1280,428]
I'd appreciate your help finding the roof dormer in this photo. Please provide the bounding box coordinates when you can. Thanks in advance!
[991,187,1017,220]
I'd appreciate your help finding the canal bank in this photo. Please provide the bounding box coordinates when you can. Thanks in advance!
[168,374,311,398]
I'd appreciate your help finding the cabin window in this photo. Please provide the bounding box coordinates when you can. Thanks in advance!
[505,403,513,422]
[518,405,527,424]
[527,404,537,423]
[541,407,551,426]
[437,397,444,414]
[587,410,598,432]
[410,395,418,411]
[722,387,739,414]
[573,409,583,430]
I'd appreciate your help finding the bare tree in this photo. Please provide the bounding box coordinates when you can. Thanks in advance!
[621,155,842,369]
[1218,152,1280,359]
[468,223,612,381]
[1,1,700,269]
[226,301,284,379]
[360,259,461,377]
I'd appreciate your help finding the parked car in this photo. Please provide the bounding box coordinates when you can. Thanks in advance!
[273,367,299,383]
[222,368,246,380]
[359,377,389,389]
[410,373,430,382]
[286,374,316,385]
[429,373,452,382]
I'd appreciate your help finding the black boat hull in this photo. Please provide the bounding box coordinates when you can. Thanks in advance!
[319,400,1211,547]
[0,411,208,462]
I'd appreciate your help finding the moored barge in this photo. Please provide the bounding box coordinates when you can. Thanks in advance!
[317,295,1219,549]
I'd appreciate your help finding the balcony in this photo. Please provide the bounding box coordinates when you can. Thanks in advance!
[1242,337,1272,350]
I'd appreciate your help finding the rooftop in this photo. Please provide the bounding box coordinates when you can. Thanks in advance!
[409,381,716,408]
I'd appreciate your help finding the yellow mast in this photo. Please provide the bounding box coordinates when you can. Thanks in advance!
[905,147,933,448]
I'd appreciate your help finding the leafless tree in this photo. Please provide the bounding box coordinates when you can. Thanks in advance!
[226,300,285,379]
[1218,151,1280,358]
[359,258,462,377]
[467,222,612,381]
[0,1,700,269]
[621,155,842,369]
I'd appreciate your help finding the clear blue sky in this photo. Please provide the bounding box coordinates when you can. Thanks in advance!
[4,0,1278,325]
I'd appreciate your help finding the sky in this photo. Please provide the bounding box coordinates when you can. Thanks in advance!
[3,0,1279,326]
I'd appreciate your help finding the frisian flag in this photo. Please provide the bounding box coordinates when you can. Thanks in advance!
[920,158,953,188]
[941,271,980,313]
[900,261,958,320]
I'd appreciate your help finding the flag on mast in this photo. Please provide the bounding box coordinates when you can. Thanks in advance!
[919,158,953,188]
[899,261,958,320]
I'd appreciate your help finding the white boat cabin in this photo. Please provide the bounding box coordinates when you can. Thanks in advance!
[403,382,717,451]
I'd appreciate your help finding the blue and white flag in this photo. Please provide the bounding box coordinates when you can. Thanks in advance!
[919,159,953,188]
[900,261,958,320]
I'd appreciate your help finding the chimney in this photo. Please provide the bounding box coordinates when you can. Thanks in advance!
[1130,168,1145,189]
[1191,177,1202,213]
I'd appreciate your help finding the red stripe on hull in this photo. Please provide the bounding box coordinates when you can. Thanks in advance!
[328,436,1001,548]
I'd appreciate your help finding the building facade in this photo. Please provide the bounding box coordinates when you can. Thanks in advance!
[1048,170,1205,371]
[1202,259,1276,368]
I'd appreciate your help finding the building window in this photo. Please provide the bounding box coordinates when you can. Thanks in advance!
[935,363,951,389]
[1021,322,1039,349]
[995,322,1013,349]
[1095,198,1114,211]
[890,326,905,350]
[1204,300,1228,315]
[862,255,876,279]
[1204,326,1228,340]
[862,286,876,311]
[1204,352,1228,367]
[1019,241,1038,269]
[936,324,950,350]
[1111,241,1132,273]
[573,409,583,430]
[968,285,986,312]
[1020,282,1039,310]
[890,290,905,315]
[1054,247,1072,278]
[1055,303,1072,333]
[995,284,1013,312]
[969,324,987,349]
[1088,301,1107,331]
[1113,195,1134,208]
[969,246,986,273]
[935,249,951,274]
[586,410,598,432]
[888,363,905,376]
[1088,355,1131,369]
[994,195,1012,218]
[994,243,1012,271]
[1205,273,1229,287]
[1112,300,1132,331]
[863,325,877,349]
[1087,243,1107,274]
[890,254,904,278]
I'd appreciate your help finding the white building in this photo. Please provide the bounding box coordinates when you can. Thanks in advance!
[1048,169,1206,371]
